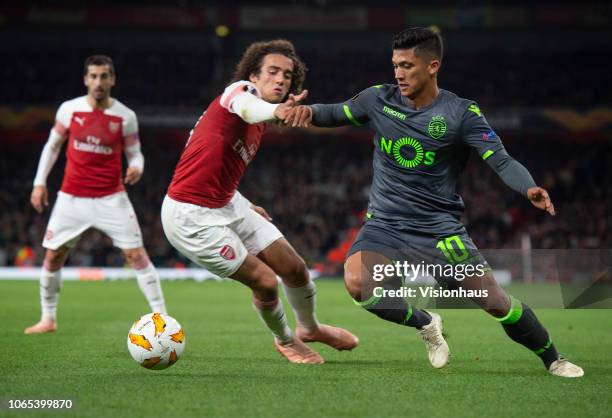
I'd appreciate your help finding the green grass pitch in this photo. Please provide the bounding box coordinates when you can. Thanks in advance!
[1,280,610,417]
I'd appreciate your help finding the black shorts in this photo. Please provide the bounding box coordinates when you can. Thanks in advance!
[348,216,490,283]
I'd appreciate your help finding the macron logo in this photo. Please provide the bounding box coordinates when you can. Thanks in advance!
[383,106,406,121]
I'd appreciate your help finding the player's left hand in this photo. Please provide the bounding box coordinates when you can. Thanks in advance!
[124,166,142,185]
[251,205,272,221]
[527,186,556,216]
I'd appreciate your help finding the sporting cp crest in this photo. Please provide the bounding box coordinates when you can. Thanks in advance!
[428,116,447,139]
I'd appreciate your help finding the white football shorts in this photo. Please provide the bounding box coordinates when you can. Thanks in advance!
[161,192,283,278]
[43,191,144,250]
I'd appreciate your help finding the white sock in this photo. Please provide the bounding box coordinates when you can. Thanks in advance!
[135,263,167,314]
[283,281,319,331]
[40,268,61,321]
[253,298,293,344]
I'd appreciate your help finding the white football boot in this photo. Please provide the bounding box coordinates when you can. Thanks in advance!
[548,357,584,378]
[418,311,450,368]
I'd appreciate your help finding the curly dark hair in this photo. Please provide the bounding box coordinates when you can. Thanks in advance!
[231,39,307,99]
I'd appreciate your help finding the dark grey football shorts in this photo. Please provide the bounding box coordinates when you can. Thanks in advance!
[347,215,490,284]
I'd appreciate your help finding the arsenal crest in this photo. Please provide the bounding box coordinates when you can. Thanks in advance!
[220,245,236,260]
[109,121,120,134]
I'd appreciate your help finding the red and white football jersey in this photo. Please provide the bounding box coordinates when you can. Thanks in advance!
[167,81,266,208]
[54,96,139,197]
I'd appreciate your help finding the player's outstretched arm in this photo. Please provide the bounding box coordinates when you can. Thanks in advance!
[31,127,67,213]
[484,152,555,216]
[284,86,376,128]
[225,82,308,124]
[285,102,368,128]
[312,103,360,127]
[460,101,555,216]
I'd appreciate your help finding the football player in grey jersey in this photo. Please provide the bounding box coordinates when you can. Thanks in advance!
[284,27,582,377]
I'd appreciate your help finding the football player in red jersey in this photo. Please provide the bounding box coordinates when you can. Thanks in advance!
[25,55,167,334]
[162,40,358,364]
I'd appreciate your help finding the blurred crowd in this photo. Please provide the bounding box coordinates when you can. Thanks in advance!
[1,136,609,269]
[303,51,612,108]
[3,49,610,108]
[2,33,610,269]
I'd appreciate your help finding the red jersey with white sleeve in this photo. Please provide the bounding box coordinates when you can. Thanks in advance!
[167,81,268,208]
[55,96,139,197]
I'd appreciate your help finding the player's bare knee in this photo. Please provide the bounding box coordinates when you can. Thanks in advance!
[278,256,308,287]
[248,262,278,293]
[124,248,150,270]
[259,273,279,293]
[43,249,69,271]
[252,273,279,301]
[344,270,363,300]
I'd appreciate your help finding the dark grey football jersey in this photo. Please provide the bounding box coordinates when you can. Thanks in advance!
[332,84,506,220]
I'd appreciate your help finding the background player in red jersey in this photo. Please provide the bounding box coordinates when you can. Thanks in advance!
[25,55,167,334]
[162,40,358,364]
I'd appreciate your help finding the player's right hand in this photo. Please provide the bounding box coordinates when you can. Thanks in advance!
[284,105,313,128]
[274,90,309,121]
[286,89,308,106]
[31,185,49,214]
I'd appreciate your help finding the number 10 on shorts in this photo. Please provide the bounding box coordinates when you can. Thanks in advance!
[436,235,469,264]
